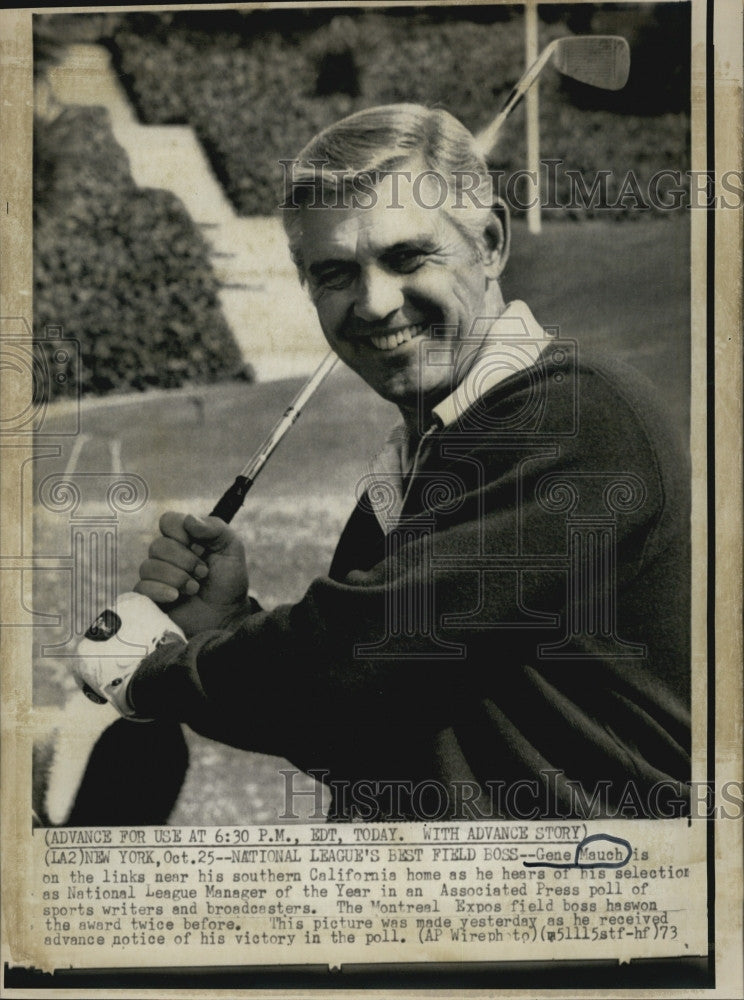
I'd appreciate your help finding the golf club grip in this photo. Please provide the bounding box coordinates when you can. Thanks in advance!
[209,475,253,524]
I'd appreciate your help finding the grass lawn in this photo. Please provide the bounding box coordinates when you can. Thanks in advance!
[32,215,691,825]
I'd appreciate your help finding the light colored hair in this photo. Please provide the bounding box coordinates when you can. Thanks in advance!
[281,103,496,277]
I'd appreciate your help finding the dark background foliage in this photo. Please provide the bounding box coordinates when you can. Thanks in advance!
[34,107,243,398]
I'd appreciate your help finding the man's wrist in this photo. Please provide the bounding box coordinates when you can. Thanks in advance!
[128,633,205,721]
[219,594,259,630]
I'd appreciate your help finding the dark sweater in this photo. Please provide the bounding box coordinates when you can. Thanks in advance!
[132,346,691,820]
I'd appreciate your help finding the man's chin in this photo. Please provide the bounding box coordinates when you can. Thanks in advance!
[365,371,455,415]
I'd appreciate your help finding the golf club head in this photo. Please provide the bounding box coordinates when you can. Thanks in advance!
[551,35,630,91]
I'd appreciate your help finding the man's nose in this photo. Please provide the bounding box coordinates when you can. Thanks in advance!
[353,266,404,323]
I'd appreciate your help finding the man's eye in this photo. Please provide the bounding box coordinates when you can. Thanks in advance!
[314,269,355,291]
[387,251,427,273]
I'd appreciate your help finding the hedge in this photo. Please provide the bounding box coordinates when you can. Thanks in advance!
[34,106,244,398]
[96,6,690,218]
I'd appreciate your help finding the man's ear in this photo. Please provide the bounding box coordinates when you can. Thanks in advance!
[482,196,510,279]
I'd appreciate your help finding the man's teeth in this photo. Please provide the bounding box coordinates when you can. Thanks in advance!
[368,323,427,351]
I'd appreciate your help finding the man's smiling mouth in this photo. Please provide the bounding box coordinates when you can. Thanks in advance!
[366,322,429,352]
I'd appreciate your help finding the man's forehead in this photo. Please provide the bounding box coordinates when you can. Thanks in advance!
[299,171,452,260]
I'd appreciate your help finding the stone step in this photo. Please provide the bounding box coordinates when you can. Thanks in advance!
[113,125,236,225]
[45,43,329,381]
[47,44,136,124]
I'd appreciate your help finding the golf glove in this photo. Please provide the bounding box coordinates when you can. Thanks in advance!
[74,592,186,720]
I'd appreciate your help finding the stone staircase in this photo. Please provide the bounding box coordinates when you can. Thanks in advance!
[47,44,328,381]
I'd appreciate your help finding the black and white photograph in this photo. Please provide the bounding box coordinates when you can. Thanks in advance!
[1,0,741,994]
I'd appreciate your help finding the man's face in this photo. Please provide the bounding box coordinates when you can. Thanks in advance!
[299,170,502,424]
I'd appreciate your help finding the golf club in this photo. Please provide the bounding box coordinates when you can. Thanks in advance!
[475,34,631,157]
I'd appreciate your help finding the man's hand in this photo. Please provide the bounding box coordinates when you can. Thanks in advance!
[135,512,249,637]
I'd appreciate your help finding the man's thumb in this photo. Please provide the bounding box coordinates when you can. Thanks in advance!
[183,514,232,547]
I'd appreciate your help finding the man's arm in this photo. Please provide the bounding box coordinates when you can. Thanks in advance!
[127,359,689,776]
[129,465,665,749]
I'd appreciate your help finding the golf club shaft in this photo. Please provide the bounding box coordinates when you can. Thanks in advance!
[209,350,338,523]
[475,41,558,157]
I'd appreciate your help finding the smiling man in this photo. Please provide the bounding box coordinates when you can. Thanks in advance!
[295,163,507,427]
[77,105,691,822]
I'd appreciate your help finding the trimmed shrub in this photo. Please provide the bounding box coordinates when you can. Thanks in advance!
[100,7,689,218]
[34,106,243,398]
